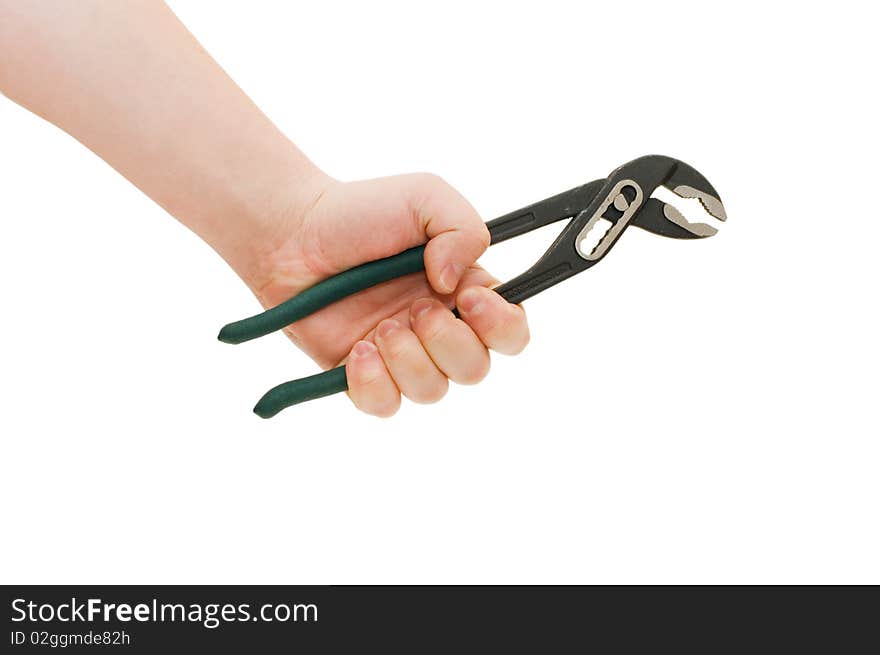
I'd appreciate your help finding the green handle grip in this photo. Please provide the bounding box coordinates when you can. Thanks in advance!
[218,245,427,344]
[254,366,348,418]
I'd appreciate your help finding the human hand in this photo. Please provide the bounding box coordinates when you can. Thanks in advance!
[0,3,528,417]
[243,173,530,417]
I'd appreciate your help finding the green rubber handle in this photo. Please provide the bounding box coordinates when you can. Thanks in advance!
[218,245,427,344]
[254,367,348,418]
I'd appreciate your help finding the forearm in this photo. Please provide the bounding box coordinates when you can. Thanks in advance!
[0,0,326,284]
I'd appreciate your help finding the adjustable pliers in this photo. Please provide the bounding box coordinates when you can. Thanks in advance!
[219,154,726,417]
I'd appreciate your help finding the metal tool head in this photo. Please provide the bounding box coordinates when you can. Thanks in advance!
[574,155,725,262]
[607,155,726,240]
[478,154,726,306]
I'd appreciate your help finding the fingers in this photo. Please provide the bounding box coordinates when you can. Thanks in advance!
[345,341,400,417]
[456,286,530,355]
[407,173,490,295]
[374,319,448,404]
[410,298,490,385]
[346,284,529,417]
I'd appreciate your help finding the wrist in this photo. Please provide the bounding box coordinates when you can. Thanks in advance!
[209,161,334,297]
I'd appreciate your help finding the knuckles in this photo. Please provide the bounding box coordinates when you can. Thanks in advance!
[409,171,450,194]
[454,355,490,386]
[406,377,449,405]
[411,302,448,341]
[366,398,401,418]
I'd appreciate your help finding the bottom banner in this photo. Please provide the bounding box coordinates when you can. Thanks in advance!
[1,585,875,652]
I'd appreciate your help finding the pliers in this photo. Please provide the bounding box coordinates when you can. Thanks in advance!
[219,154,726,418]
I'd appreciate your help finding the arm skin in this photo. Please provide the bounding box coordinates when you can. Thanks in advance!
[0,1,529,417]
[0,0,319,284]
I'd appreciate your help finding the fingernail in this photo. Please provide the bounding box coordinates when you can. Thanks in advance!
[438,263,463,294]
[411,298,434,322]
[376,319,400,340]
[351,340,377,359]
[349,340,385,383]
[457,288,484,315]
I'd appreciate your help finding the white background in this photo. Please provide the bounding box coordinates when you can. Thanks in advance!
[1,1,877,584]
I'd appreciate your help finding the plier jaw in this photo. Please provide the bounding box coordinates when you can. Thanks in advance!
[625,155,727,238]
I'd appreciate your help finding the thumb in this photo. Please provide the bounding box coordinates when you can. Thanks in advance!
[408,173,489,294]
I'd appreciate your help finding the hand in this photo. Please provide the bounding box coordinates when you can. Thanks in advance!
[246,173,530,417]
[0,3,528,417]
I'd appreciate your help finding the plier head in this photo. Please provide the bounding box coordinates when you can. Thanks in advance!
[579,155,727,260]
[490,154,727,305]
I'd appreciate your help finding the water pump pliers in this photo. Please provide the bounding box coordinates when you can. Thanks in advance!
[218,154,727,418]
